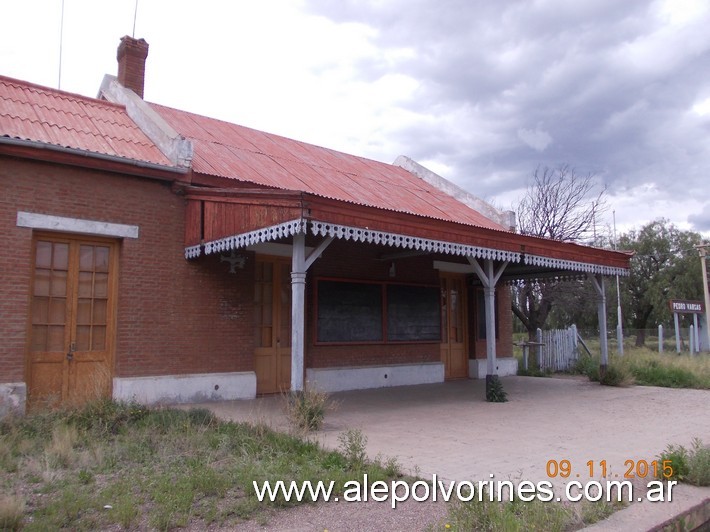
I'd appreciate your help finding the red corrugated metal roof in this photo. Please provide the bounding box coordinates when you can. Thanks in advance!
[151,104,506,231]
[0,75,171,166]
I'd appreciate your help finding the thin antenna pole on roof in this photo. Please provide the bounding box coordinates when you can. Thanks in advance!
[58,0,65,89]
[132,0,139,38]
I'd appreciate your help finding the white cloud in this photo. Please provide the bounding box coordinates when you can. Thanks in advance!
[517,126,553,152]
[2,0,710,235]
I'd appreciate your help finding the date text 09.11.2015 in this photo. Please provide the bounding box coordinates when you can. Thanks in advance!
[546,459,674,480]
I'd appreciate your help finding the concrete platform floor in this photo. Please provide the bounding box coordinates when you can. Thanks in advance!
[190,376,710,530]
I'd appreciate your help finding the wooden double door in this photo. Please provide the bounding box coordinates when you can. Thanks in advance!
[254,258,292,394]
[27,235,117,407]
[440,273,468,379]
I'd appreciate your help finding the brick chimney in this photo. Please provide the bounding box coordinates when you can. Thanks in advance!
[116,36,149,98]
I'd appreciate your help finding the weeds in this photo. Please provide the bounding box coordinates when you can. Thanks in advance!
[282,387,334,432]
[573,349,708,389]
[338,428,368,470]
[657,438,710,486]
[0,494,25,531]
[1,399,401,530]
[598,365,634,387]
[440,489,621,531]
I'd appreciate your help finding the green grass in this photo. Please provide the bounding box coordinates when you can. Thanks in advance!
[437,491,624,531]
[0,399,403,530]
[572,346,710,389]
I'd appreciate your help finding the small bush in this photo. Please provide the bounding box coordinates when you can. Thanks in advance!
[486,375,508,402]
[573,354,599,379]
[283,388,332,432]
[338,428,368,470]
[599,365,634,387]
[687,439,710,486]
[657,444,690,482]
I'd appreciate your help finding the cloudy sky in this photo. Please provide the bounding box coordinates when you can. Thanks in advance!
[1,0,709,237]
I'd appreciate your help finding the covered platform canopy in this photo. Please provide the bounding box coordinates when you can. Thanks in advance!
[182,186,630,396]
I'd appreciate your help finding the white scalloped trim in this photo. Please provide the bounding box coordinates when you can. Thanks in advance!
[187,219,306,257]
[523,254,628,276]
[310,221,521,262]
[184,245,201,259]
[186,219,626,276]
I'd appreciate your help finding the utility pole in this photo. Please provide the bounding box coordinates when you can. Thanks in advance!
[613,211,623,355]
[696,244,710,351]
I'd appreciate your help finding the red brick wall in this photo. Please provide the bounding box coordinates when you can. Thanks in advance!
[1,154,517,387]
[304,240,515,368]
[0,156,254,383]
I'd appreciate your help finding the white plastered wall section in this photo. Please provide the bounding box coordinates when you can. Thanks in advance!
[112,372,257,405]
[469,358,518,379]
[0,383,26,417]
[306,362,444,393]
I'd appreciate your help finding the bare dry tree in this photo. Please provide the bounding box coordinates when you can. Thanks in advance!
[513,165,607,338]
[516,164,606,243]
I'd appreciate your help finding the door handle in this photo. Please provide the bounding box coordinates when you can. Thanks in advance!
[67,342,76,361]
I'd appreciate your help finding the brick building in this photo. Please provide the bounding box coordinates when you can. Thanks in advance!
[0,37,629,413]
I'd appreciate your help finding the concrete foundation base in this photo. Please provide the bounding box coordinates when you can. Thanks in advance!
[0,382,26,418]
[113,371,257,405]
[306,362,444,393]
[469,357,518,379]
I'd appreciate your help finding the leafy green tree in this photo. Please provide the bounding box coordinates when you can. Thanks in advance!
[618,219,704,346]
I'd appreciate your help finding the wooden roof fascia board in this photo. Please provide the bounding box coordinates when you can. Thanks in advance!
[184,187,304,202]
[201,201,305,244]
[0,138,187,182]
[188,171,264,188]
[191,195,305,210]
[303,194,630,270]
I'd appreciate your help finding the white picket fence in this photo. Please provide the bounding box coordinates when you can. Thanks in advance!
[535,326,580,372]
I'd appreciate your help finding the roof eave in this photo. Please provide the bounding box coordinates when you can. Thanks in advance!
[0,136,189,182]
[183,187,630,274]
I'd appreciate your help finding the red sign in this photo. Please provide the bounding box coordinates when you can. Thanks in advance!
[669,299,705,313]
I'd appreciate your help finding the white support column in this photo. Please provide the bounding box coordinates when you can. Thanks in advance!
[588,274,609,376]
[291,231,307,392]
[484,281,496,376]
[674,312,681,353]
[291,231,333,393]
[468,257,508,396]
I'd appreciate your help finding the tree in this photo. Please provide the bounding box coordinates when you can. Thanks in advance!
[618,219,704,346]
[512,165,607,338]
[517,165,606,243]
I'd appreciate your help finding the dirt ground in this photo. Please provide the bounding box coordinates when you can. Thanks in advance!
[192,376,710,531]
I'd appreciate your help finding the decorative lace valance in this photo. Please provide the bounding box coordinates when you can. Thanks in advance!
[523,254,628,276]
[309,221,521,263]
[186,219,626,277]
[184,219,305,259]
